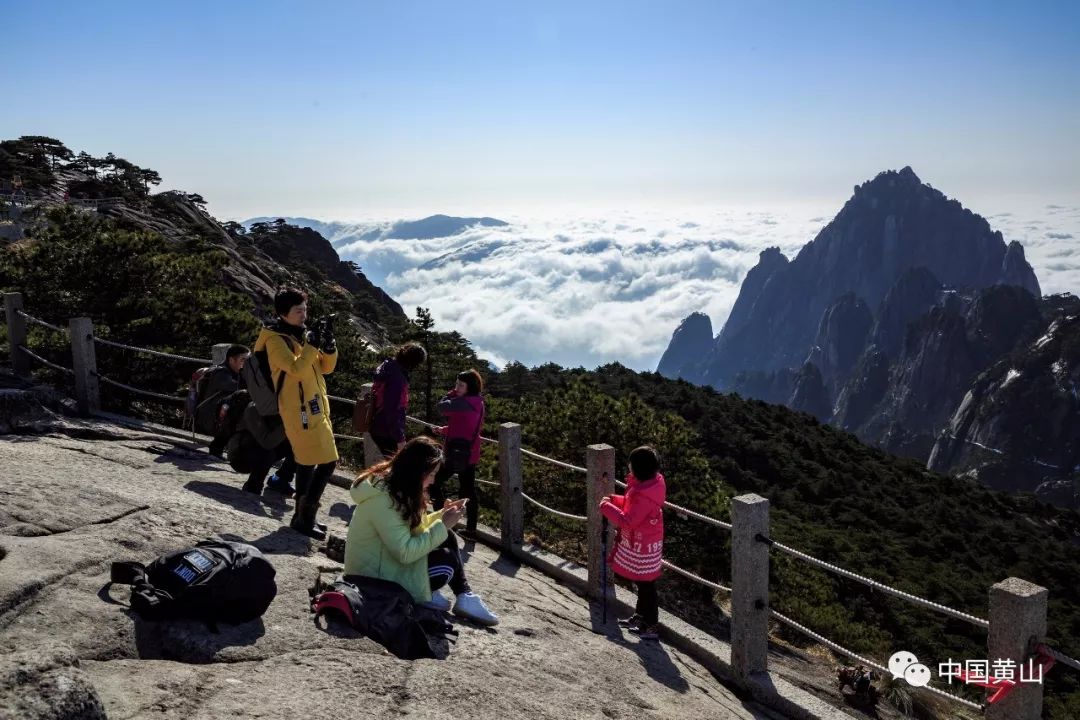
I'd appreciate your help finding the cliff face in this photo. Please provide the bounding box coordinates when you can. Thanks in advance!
[657,312,713,380]
[657,167,1072,505]
[676,167,1041,392]
[929,299,1080,508]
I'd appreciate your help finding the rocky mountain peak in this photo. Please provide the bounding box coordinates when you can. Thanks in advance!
[657,312,713,380]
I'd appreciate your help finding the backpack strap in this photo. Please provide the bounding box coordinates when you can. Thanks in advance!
[110,561,174,618]
[268,333,296,398]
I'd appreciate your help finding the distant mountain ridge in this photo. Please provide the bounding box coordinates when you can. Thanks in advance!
[243,214,509,245]
[658,167,1078,508]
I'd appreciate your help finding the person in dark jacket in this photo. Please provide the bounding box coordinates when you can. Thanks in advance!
[198,344,249,457]
[370,343,426,457]
[430,369,485,537]
[237,402,298,499]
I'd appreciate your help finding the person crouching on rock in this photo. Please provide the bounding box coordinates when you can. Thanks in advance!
[345,436,499,626]
[600,446,666,640]
[256,287,338,540]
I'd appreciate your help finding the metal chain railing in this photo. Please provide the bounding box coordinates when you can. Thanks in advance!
[769,609,984,711]
[16,310,67,335]
[92,335,211,365]
[757,534,989,629]
[20,346,75,375]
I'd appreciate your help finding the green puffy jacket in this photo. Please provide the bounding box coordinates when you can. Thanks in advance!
[344,478,448,603]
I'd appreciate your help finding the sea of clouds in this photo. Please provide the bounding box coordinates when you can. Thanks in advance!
[281,201,1080,372]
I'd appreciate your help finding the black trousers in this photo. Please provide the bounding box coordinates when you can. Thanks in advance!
[246,442,296,490]
[294,460,336,507]
[636,580,659,625]
[427,531,469,595]
[429,463,478,533]
[370,434,400,458]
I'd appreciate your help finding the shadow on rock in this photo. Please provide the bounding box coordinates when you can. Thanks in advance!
[184,480,288,522]
[328,502,354,524]
[589,605,690,694]
[152,446,227,473]
[130,609,268,663]
[99,580,269,663]
[220,527,317,557]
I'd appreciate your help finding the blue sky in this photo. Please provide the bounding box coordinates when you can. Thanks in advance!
[2,1,1078,220]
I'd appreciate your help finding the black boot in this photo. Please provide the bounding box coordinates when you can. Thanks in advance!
[241,476,264,495]
[290,496,326,541]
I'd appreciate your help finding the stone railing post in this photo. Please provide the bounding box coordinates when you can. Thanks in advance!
[586,444,615,601]
[360,383,382,468]
[986,578,1048,720]
[210,343,231,365]
[3,292,29,378]
[498,422,523,554]
[69,317,99,416]
[732,493,770,679]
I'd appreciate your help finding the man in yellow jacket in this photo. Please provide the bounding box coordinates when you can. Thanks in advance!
[255,287,338,539]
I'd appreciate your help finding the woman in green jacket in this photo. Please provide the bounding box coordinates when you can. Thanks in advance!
[345,436,498,626]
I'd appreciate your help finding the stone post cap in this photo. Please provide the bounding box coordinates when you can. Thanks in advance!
[992,577,1049,598]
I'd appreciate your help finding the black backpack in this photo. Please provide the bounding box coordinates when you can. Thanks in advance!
[111,540,277,625]
[310,575,455,659]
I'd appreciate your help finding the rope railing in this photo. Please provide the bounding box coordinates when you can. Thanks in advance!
[328,396,585,470]
[520,491,588,522]
[768,609,985,712]
[16,310,68,335]
[92,335,212,365]
[614,478,733,531]
[20,346,75,375]
[521,448,587,473]
[757,533,989,629]
[1042,644,1080,673]
[662,560,730,594]
[94,372,186,404]
[8,293,1075,715]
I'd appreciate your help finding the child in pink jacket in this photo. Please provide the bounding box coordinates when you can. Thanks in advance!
[599,446,666,639]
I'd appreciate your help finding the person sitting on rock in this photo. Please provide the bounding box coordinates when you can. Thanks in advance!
[345,436,498,626]
[369,342,427,457]
[197,344,249,458]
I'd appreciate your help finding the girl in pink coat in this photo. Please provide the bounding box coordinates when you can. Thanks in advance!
[600,446,666,639]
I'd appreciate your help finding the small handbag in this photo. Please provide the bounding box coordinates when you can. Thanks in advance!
[446,402,483,473]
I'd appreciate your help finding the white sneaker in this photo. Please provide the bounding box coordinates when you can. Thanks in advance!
[422,590,451,613]
[452,591,499,626]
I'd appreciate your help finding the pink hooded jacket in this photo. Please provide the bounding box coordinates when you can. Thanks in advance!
[600,472,666,582]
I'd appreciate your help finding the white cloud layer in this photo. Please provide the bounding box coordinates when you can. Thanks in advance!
[311,200,1080,372]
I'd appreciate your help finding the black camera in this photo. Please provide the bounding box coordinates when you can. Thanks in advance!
[312,313,337,337]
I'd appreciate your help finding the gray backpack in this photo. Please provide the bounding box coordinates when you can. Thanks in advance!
[241,336,293,416]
